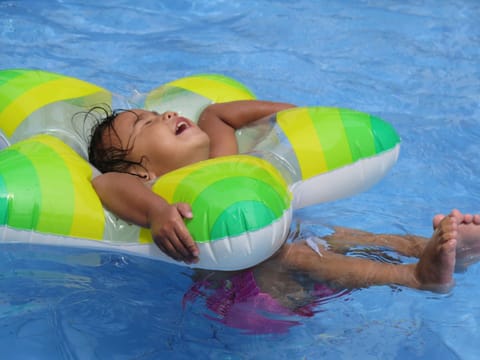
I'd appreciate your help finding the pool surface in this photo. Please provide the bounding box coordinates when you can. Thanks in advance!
[1,0,480,358]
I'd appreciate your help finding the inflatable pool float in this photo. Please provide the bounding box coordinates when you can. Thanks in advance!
[0,69,401,270]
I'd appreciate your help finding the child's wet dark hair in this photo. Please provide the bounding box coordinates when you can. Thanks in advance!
[87,106,147,176]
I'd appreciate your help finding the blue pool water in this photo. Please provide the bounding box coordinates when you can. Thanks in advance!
[1,0,480,358]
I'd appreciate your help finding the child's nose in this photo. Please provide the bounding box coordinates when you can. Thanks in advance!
[163,111,178,120]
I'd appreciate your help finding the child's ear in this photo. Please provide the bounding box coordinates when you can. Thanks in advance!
[128,165,157,182]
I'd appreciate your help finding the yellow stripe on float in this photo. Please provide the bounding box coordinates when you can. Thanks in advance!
[277,108,327,179]
[1,77,107,137]
[138,159,205,244]
[168,77,255,103]
[138,228,153,244]
[35,135,105,239]
[151,160,205,203]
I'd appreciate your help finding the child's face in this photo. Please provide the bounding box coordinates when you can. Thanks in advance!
[108,109,211,179]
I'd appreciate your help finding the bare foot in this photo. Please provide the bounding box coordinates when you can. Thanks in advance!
[415,215,457,292]
[433,209,480,270]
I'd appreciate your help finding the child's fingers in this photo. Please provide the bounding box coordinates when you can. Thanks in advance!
[152,203,199,263]
[175,203,199,257]
[155,228,198,263]
[155,232,192,262]
[176,203,193,219]
[154,240,176,260]
[174,225,199,260]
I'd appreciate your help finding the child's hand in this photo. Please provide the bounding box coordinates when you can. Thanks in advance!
[148,202,199,264]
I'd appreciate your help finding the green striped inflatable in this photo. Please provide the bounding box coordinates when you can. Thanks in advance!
[0,68,401,270]
[146,155,292,269]
[0,134,291,270]
[143,73,256,122]
[252,107,401,209]
[0,69,111,152]
[0,134,104,238]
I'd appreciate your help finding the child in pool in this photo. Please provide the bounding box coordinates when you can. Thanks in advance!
[87,100,480,296]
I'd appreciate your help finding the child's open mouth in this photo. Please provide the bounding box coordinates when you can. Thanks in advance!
[175,118,190,135]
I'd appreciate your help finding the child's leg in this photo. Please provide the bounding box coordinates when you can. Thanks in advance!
[324,210,480,264]
[323,227,427,258]
[273,242,418,289]
[269,215,459,292]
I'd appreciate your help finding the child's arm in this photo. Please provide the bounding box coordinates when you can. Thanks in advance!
[92,172,199,263]
[198,100,295,157]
